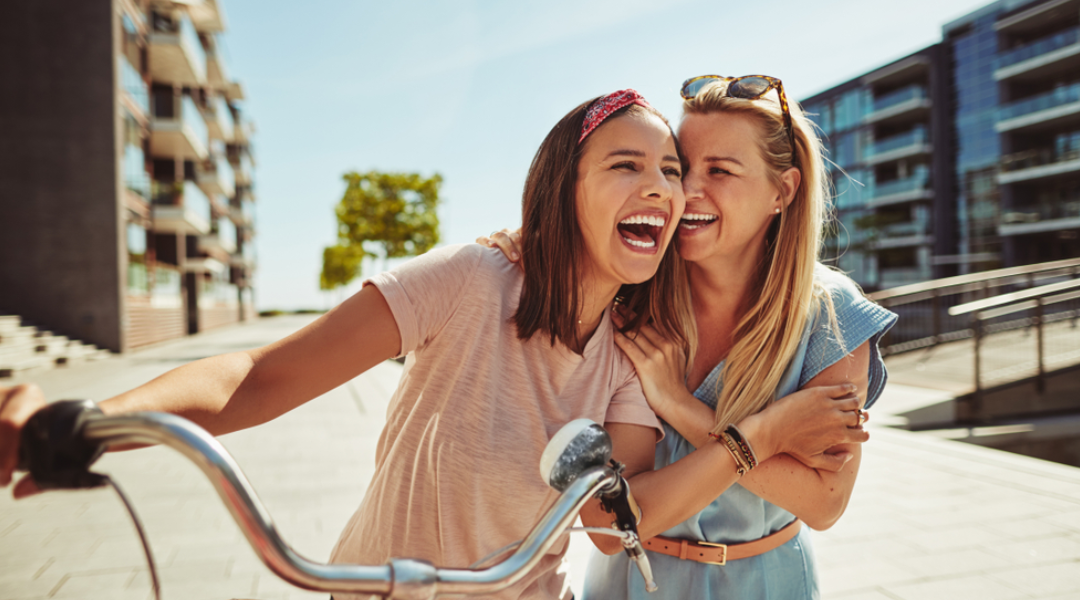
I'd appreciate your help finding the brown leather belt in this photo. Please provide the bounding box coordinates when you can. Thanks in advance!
[642,519,802,566]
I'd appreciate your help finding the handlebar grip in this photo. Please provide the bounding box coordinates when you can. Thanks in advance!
[18,399,108,490]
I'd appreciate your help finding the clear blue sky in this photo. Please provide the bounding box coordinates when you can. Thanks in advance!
[221,0,990,310]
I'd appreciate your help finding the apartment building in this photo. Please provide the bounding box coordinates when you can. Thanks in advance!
[803,0,1080,291]
[0,0,256,353]
[804,46,950,290]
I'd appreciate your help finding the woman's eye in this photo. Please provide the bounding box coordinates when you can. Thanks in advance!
[664,167,682,178]
[709,167,731,176]
[613,161,638,171]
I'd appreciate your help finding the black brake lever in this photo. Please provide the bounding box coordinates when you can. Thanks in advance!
[17,399,108,490]
[598,460,657,592]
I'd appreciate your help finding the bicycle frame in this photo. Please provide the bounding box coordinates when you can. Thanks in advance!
[38,410,620,598]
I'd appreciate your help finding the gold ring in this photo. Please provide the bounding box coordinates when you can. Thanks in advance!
[857,409,868,426]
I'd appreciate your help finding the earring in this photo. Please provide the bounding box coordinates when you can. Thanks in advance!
[774,208,781,214]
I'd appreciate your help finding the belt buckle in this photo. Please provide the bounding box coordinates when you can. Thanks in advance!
[697,541,727,566]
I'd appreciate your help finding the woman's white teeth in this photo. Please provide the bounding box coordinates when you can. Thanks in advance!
[680,213,718,230]
[682,213,717,221]
[622,236,656,248]
[619,215,666,227]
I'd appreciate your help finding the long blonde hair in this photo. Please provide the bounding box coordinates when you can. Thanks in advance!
[682,82,839,433]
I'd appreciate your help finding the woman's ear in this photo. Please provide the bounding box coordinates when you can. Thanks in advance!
[777,167,801,209]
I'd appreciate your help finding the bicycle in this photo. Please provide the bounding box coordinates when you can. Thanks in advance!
[16,400,657,599]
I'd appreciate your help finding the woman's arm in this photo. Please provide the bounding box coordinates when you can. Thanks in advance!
[100,285,401,432]
[613,312,872,530]
[737,343,869,530]
[1,285,401,495]
[580,381,865,554]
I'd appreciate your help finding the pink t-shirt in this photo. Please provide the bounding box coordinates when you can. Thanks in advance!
[329,244,660,599]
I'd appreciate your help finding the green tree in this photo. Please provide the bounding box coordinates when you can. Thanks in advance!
[320,170,442,291]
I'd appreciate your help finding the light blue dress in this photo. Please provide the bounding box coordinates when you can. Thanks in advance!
[583,265,898,600]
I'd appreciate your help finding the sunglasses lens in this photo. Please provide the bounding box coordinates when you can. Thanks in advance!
[682,77,722,99]
[728,77,772,99]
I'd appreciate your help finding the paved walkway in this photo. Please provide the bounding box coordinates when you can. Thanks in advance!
[1,317,1079,599]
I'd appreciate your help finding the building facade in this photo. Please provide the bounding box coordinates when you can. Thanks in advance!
[0,0,256,352]
[804,0,1080,291]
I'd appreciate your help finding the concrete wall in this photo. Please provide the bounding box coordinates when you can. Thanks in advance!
[0,0,124,351]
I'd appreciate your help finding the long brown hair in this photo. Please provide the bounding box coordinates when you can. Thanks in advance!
[513,97,696,359]
[682,83,840,433]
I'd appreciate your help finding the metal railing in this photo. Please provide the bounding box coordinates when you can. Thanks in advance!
[994,26,1080,71]
[998,82,1080,122]
[868,258,1080,356]
[949,278,1080,414]
[870,85,927,114]
[1001,146,1080,173]
[865,127,927,159]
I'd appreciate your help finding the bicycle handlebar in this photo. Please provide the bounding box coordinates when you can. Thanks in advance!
[20,404,623,598]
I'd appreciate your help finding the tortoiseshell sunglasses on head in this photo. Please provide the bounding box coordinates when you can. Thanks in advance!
[680,75,797,164]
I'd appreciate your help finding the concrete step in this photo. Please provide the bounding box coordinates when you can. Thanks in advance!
[0,315,113,379]
[0,315,21,335]
[0,327,37,345]
[0,355,52,378]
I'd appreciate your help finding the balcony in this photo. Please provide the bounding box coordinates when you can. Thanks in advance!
[205,96,233,141]
[232,152,252,185]
[187,0,227,33]
[871,220,933,249]
[151,182,211,235]
[226,80,246,102]
[150,95,208,160]
[196,152,235,199]
[995,27,1080,82]
[863,85,931,126]
[997,82,1080,133]
[205,34,230,89]
[867,175,933,207]
[148,12,206,86]
[998,200,1080,236]
[863,127,932,166]
[119,55,149,117]
[183,257,227,274]
[999,147,1080,184]
[229,198,253,226]
[123,143,151,201]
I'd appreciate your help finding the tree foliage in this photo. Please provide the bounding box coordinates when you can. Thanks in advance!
[320,170,442,291]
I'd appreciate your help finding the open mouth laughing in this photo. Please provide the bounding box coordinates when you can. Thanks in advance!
[617,214,666,251]
[678,212,719,234]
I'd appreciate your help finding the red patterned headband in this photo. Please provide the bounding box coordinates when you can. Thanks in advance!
[579,89,654,143]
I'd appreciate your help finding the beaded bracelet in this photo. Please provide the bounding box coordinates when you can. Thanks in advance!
[709,430,752,476]
[724,424,759,470]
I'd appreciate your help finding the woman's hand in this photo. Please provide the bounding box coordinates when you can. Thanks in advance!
[0,383,47,498]
[609,309,687,419]
[739,384,868,472]
[475,228,523,264]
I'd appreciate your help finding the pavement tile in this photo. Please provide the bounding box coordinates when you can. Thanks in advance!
[883,574,1031,600]
[893,548,1012,579]
[983,534,1080,565]
[817,556,919,595]
[983,516,1073,540]
[831,590,905,600]
[987,561,1080,596]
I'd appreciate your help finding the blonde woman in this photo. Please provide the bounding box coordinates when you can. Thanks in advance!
[484,76,896,599]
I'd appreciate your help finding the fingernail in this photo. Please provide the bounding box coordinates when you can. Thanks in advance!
[844,383,857,392]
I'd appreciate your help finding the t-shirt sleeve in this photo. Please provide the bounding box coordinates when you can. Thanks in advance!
[799,267,899,410]
[605,359,664,441]
[364,244,485,356]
